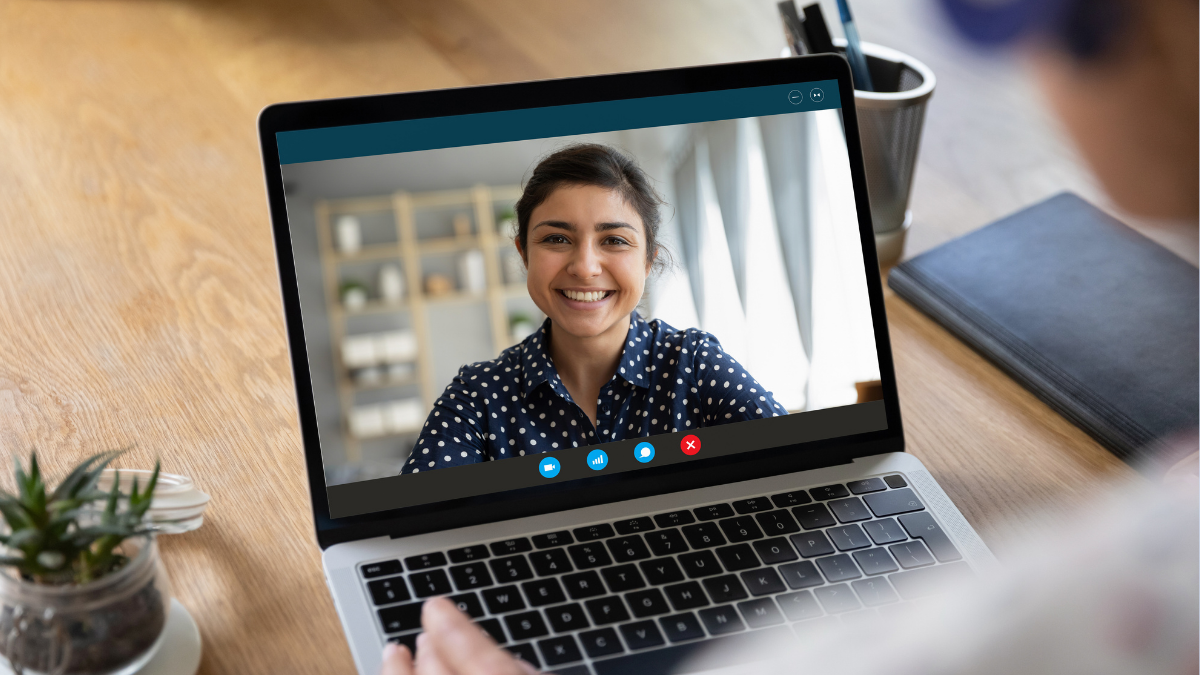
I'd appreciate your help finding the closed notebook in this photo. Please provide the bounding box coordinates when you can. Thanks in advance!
[888,192,1198,468]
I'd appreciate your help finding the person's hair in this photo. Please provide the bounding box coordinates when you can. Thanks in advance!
[515,143,669,272]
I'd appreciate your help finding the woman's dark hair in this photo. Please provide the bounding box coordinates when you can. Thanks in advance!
[515,143,669,271]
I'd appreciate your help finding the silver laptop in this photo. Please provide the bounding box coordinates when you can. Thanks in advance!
[258,55,996,675]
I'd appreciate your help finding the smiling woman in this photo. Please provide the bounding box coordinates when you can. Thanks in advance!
[401,144,786,474]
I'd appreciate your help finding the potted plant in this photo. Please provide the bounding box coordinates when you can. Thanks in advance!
[0,450,169,675]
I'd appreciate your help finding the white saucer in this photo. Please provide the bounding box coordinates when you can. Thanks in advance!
[0,599,201,675]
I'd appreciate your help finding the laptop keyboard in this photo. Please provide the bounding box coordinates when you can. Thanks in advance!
[359,474,972,674]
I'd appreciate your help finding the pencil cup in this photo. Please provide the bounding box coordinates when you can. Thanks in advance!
[835,39,935,266]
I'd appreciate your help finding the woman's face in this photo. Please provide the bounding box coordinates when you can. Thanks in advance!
[520,184,652,341]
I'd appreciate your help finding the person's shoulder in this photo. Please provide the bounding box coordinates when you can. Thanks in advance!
[456,341,524,382]
[645,316,723,352]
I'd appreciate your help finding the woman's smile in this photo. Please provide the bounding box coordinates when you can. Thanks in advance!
[557,288,616,304]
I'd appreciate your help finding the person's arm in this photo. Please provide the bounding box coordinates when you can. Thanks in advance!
[401,370,490,474]
[691,331,787,425]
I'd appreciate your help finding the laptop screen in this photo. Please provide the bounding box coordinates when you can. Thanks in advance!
[275,79,885,520]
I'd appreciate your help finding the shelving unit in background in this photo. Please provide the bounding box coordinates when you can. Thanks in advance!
[315,185,529,463]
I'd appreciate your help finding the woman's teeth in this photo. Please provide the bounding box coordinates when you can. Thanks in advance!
[562,290,610,302]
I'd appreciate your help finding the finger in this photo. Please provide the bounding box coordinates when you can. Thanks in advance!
[422,596,527,674]
[414,633,456,675]
[379,642,414,675]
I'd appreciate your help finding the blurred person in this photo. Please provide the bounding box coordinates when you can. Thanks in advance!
[381,0,1199,671]
[402,144,785,475]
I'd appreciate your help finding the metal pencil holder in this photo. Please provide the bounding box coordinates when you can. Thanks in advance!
[835,39,936,265]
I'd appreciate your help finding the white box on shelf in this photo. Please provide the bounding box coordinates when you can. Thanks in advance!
[342,335,378,368]
[387,362,415,382]
[376,330,417,363]
[383,399,424,434]
[459,249,487,294]
[349,406,385,439]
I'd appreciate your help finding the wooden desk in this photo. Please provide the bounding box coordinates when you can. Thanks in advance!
[0,0,1158,672]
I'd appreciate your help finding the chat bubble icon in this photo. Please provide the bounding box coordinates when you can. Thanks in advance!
[634,442,655,463]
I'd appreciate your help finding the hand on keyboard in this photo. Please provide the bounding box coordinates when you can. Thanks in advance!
[381,596,541,675]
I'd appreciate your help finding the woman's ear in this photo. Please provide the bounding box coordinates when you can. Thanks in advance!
[514,235,528,266]
[646,246,659,274]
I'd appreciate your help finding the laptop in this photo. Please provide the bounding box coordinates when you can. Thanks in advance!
[258,54,997,675]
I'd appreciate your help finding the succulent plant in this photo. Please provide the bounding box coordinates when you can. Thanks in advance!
[0,450,159,585]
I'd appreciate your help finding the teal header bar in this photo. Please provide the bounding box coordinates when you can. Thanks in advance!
[277,80,840,165]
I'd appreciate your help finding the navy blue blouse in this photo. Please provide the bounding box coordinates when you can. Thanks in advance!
[402,313,785,474]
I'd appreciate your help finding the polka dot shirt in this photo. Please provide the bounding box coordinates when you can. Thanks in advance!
[401,312,786,474]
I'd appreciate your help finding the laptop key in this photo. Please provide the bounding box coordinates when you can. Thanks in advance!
[659,612,705,642]
[718,516,764,542]
[814,583,861,613]
[362,559,403,579]
[790,531,834,558]
[378,602,423,633]
[626,588,670,617]
[739,568,786,596]
[863,488,925,517]
[731,497,774,514]
[368,577,411,605]
[753,537,798,564]
[809,484,849,501]
[579,627,624,658]
[477,618,506,644]
[815,554,862,582]
[614,516,656,534]
[645,528,689,556]
[481,585,526,614]
[567,543,613,569]
[681,522,726,549]
[522,578,566,606]
[573,524,616,541]
[828,497,872,523]
[530,549,573,576]
[601,564,645,592]
[847,477,888,494]
[506,642,541,669]
[770,491,812,507]
[792,503,836,530]
[404,552,447,570]
[702,575,748,603]
[410,569,452,597]
[776,590,823,621]
[852,577,899,606]
[545,603,590,632]
[532,531,574,549]
[898,512,962,562]
[562,571,606,599]
[678,550,722,578]
[490,538,532,556]
[537,635,583,666]
[449,592,484,618]
[754,510,800,536]
[693,503,735,521]
[699,605,745,635]
[504,610,549,641]
[584,595,630,624]
[639,557,685,585]
[853,548,899,576]
[619,620,666,650]
[448,545,490,563]
[490,555,534,582]
[449,563,494,590]
[889,541,936,569]
[607,535,651,562]
[653,510,696,528]
[778,560,824,589]
[715,544,759,572]
[664,581,709,610]
[738,597,785,628]
[863,518,908,545]
[883,474,907,489]
[388,632,419,653]
[828,524,872,551]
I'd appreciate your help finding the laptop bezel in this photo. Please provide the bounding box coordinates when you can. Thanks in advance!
[258,55,903,550]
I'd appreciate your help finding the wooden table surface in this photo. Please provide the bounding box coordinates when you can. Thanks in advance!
[0,0,1167,672]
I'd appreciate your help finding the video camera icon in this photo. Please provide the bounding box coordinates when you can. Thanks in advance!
[539,457,561,478]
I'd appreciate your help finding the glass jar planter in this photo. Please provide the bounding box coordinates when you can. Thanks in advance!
[0,536,171,675]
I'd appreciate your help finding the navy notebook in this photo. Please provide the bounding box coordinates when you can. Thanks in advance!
[889,192,1198,469]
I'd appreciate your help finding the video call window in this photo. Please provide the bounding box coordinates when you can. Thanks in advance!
[280,105,881,489]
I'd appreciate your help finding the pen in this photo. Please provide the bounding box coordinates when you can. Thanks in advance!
[801,3,836,55]
[836,0,875,91]
[777,1,811,55]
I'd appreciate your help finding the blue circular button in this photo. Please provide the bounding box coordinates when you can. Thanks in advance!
[586,449,609,471]
[634,442,655,463]
[539,457,561,478]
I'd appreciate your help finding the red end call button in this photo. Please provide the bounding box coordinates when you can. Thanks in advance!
[681,435,701,455]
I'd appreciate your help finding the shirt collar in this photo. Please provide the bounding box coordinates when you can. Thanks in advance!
[518,312,654,401]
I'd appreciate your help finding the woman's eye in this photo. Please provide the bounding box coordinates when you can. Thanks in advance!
[541,234,569,244]
[604,236,630,246]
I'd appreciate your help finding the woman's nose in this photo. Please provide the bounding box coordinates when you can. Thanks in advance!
[567,243,603,278]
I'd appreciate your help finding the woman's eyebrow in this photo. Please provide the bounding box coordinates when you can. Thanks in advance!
[595,222,636,233]
[532,220,575,232]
